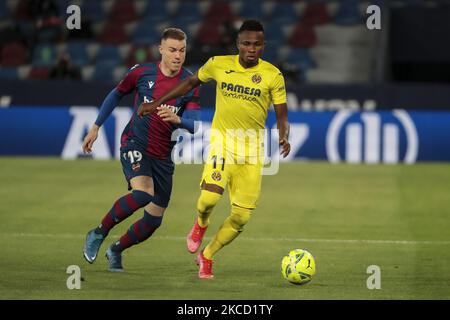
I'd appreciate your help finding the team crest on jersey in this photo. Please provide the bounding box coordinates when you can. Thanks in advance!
[132,162,141,172]
[211,171,222,181]
[252,73,262,84]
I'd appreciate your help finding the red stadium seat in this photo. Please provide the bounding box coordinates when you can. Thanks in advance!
[289,22,317,48]
[29,66,50,79]
[196,21,222,46]
[1,42,28,66]
[108,0,138,24]
[15,0,32,21]
[99,23,128,45]
[204,1,233,23]
[302,2,331,26]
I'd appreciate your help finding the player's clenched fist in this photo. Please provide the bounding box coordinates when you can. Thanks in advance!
[138,101,159,117]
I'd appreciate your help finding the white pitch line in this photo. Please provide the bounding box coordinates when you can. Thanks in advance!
[3,233,450,246]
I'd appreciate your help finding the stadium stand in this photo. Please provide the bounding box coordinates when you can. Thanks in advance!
[0,0,408,85]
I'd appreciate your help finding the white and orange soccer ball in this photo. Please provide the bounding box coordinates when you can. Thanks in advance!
[281,249,316,285]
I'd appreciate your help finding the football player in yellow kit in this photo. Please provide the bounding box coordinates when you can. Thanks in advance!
[139,20,290,279]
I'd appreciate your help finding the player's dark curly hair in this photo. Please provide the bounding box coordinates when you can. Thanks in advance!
[238,20,264,34]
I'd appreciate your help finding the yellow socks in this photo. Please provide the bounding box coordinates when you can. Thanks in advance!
[203,205,252,260]
[196,190,222,227]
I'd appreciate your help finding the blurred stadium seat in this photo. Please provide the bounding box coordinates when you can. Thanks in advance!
[28,65,50,80]
[204,1,233,24]
[32,44,57,67]
[288,22,317,48]
[66,41,90,67]
[1,42,28,66]
[80,1,108,23]
[268,2,299,25]
[333,0,363,25]
[126,45,154,68]
[239,0,265,21]
[95,45,123,65]
[286,48,317,72]
[0,66,20,80]
[302,2,331,26]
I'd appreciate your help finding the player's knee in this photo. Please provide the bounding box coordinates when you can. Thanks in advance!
[229,205,252,231]
[197,190,222,214]
[143,211,163,229]
[132,189,154,206]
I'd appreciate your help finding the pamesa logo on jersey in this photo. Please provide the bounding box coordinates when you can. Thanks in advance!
[326,110,418,164]
[221,82,261,97]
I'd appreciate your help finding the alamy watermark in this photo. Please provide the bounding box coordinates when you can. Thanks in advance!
[66,5,81,30]
[66,265,81,289]
[366,5,381,30]
[170,123,283,175]
[366,265,381,289]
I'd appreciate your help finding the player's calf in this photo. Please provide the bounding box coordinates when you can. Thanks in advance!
[109,211,163,254]
[95,190,154,237]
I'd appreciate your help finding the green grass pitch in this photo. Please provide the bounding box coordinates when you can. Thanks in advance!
[0,157,449,299]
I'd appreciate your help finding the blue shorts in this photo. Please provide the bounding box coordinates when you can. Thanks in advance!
[120,142,174,208]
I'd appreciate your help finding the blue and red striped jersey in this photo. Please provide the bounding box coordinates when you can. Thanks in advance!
[116,63,200,160]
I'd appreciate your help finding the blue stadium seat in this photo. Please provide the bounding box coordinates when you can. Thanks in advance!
[32,44,57,67]
[333,0,362,25]
[91,61,118,82]
[264,23,286,47]
[287,48,317,71]
[81,1,106,22]
[0,1,9,20]
[142,0,169,21]
[239,0,264,21]
[0,67,19,80]
[16,20,34,40]
[268,2,298,25]
[132,24,161,45]
[95,45,122,65]
[56,0,70,19]
[262,47,279,64]
[171,17,190,34]
[66,41,90,67]
[175,2,202,23]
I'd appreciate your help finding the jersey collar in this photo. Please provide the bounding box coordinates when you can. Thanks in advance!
[234,55,262,72]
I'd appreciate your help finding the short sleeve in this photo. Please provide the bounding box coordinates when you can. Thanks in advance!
[197,57,216,83]
[270,71,287,105]
[116,64,143,94]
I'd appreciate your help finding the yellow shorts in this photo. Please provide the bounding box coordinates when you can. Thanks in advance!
[200,150,263,209]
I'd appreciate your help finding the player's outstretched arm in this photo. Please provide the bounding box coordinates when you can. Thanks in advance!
[82,88,124,153]
[138,73,203,117]
[274,103,291,158]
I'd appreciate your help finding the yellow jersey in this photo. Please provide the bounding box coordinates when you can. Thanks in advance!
[197,55,287,161]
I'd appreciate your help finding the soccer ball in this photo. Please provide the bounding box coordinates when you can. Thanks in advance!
[281,249,316,285]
